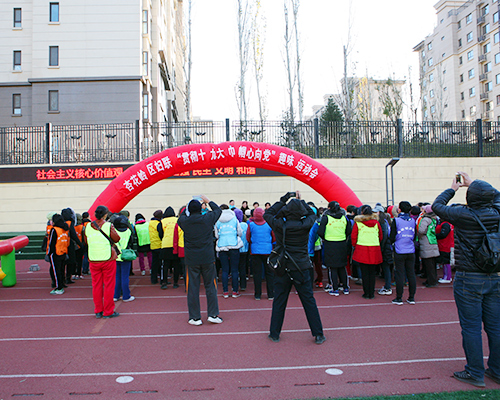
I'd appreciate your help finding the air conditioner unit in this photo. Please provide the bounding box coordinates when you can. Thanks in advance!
[479,73,488,81]
[478,54,488,62]
[477,16,486,24]
[480,92,489,100]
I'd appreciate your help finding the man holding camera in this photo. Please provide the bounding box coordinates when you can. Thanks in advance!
[264,191,325,344]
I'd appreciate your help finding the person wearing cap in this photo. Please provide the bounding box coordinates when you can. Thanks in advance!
[177,195,223,326]
[351,205,383,299]
[149,210,163,285]
[432,171,500,387]
[113,215,136,302]
[417,204,440,287]
[85,205,121,318]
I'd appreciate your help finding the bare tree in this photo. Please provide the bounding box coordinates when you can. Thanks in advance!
[184,0,193,121]
[283,0,295,125]
[376,77,404,126]
[291,0,303,122]
[236,0,251,126]
[251,0,266,127]
[339,1,356,122]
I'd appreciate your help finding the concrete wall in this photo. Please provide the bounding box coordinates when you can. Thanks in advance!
[1,157,499,233]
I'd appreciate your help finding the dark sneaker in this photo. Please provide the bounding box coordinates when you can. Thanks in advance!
[407,298,416,305]
[315,335,326,345]
[268,334,280,343]
[453,370,486,387]
[103,311,120,319]
[485,369,500,384]
[95,312,103,319]
[161,283,167,290]
[392,298,403,305]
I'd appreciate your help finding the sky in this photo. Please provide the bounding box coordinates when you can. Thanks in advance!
[189,0,439,121]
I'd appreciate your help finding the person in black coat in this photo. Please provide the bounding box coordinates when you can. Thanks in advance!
[264,191,325,344]
[432,171,500,387]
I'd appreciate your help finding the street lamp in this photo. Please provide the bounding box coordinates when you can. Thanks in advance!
[385,158,399,207]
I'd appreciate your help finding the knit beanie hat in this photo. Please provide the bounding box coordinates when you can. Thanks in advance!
[188,199,202,214]
[234,208,244,223]
[424,205,433,214]
[153,210,163,219]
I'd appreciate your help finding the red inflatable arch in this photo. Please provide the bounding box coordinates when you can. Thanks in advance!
[88,141,361,216]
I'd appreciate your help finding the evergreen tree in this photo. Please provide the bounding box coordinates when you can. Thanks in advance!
[321,98,344,122]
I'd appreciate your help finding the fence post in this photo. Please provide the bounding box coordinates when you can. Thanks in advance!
[45,123,52,164]
[135,120,140,162]
[313,118,319,159]
[225,119,230,142]
[397,119,403,158]
[476,118,483,157]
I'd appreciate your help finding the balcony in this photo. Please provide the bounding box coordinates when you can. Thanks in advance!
[478,54,488,62]
[480,92,489,101]
[478,35,487,43]
[479,73,488,81]
[477,16,486,24]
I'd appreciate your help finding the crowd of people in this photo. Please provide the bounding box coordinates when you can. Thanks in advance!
[42,172,500,384]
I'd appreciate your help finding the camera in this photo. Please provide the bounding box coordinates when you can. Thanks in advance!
[288,191,297,198]
[456,173,461,183]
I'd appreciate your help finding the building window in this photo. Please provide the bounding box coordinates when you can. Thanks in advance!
[466,13,472,24]
[486,81,493,92]
[467,50,474,60]
[496,73,500,84]
[458,20,462,29]
[460,74,464,83]
[431,105,436,114]
[48,90,59,111]
[429,73,434,82]
[143,93,149,120]
[428,42,432,50]
[497,95,500,105]
[484,43,491,54]
[470,105,477,116]
[142,10,148,34]
[13,51,21,71]
[459,56,463,65]
[442,52,446,58]
[470,87,476,97]
[49,46,59,66]
[13,8,22,27]
[485,62,492,72]
[494,12,499,23]
[12,94,21,115]
[424,110,429,118]
[467,32,473,42]
[428,58,433,66]
[50,3,59,22]
[487,101,493,111]
[461,110,465,119]
[468,68,475,79]
[142,51,148,76]
[483,24,491,35]
[482,5,489,16]
[495,32,500,44]
[461,92,465,100]
[430,89,435,98]
[496,53,500,64]
[458,38,462,47]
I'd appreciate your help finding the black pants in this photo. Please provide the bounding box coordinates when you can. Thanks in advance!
[151,249,162,284]
[49,253,66,290]
[269,268,323,339]
[394,252,416,299]
[238,251,249,290]
[422,257,438,286]
[328,266,348,290]
[252,254,274,299]
[359,263,377,297]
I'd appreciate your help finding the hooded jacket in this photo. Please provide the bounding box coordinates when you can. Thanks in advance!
[432,179,500,272]
[264,198,316,269]
[158,207,177,249]
[351,213,383,265]
[417,212,440,258]
[215,209,243,251]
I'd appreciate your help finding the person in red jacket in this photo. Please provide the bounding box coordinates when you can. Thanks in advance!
[351,205,383,299]
[436,219,454,283]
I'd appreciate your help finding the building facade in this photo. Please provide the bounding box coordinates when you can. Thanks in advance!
[0,0,186,127]
[415,0,500,121]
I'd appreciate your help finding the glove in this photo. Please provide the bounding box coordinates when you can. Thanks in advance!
[280,193,291,204]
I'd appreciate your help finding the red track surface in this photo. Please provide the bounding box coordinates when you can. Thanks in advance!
[1,260,499,399]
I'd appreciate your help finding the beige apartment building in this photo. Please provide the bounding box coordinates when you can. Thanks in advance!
[0,0,186,127]
[414,0,500,122]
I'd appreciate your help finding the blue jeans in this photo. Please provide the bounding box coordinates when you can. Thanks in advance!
[219,249,240,293]
[454,271,500,381]
[114,261,132,300]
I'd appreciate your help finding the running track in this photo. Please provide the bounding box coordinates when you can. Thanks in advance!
[0,260,498,399]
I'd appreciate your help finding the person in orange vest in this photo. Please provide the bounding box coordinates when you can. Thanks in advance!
[351,205,383,299]
[47,214,70,295]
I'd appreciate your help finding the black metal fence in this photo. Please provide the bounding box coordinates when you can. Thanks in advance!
[1,119,499,165]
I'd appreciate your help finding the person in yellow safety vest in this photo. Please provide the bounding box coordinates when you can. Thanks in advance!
[47,214,70,295]
[157,207,180,289]
[318,201,352,296]
[351,205,383,299]
[134,213,152,276]
[149,210,164,285]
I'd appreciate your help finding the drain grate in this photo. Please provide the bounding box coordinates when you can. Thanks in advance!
[402,377,431,381]
[126,391,158,394]
[238,385,271,390]
[294,382,325,387]
[182,388,214,392]
[12,395,44,397]
[347,380,379,384]
[69,393,101,396]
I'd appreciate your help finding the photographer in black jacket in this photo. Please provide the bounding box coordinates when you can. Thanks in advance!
[432,171,500,387]
[264,191,325,344]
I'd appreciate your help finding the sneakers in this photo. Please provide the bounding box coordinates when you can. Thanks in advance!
[188,318,202,326]
[315,281,324,288]
[207,316,223,324]
[406,298,416,305]
[453,370,486,387]
[378,288,393,295]
[324,284,333,292]
[485,369,500,384]
[392,298,403,305]
[343,288,350,295]
[173,284,179,288]
[50,289,64,295]
[268,334,280,343]
[141,270,146,276]
[315,335,326,345]
[268,297,274,301]
[113,297,120,302]
[161,283,168,290]
[438,278,452,283]
[232,292,241,298]
[255,297,261,300]
[123,296,135,302]
[103,312,119,319]
[223,292,229,298]
[95,312,103,319]
[329,289,339,296]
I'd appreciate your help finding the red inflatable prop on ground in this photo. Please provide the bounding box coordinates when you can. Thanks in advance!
[88,142,361,216]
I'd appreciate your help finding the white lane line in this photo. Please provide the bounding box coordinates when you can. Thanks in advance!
[0,321,459,342]
[0,356,467,379]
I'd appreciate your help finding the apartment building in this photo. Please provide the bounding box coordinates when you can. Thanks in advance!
[414,0,500,121]
[0,0,186,127]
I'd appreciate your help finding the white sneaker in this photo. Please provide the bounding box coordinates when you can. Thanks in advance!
[123,296,135,302]
[188,318,202,326]
[207,316,223,324]
[438,278,452,283]
[141,270,146,276]
[378,288,393,295]
[113,297,120,302]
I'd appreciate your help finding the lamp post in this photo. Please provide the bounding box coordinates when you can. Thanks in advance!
[385,158,399,207]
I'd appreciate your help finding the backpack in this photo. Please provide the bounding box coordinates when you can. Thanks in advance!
[470,210,500,273]
[426,218,438,245]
